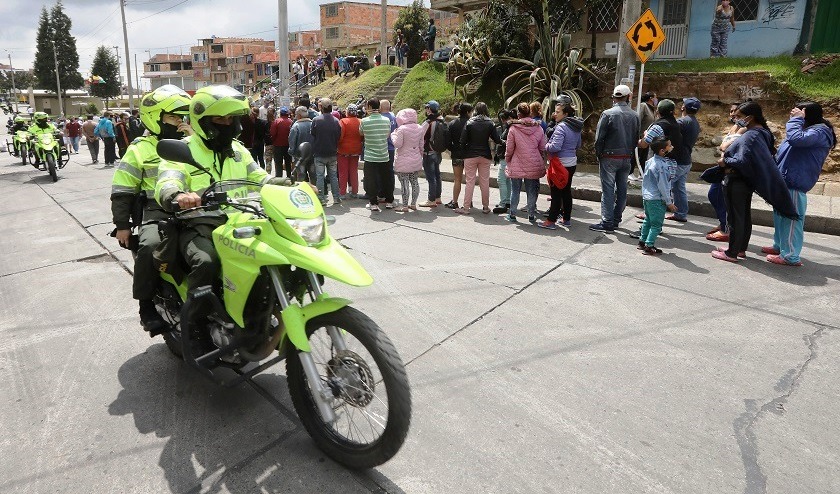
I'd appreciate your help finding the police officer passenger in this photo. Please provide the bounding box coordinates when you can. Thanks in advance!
[110,85,192,334]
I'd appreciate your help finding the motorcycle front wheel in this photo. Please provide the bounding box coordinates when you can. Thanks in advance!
[20,145,27,166]
[46,153,57,182]
[287,306,411,470]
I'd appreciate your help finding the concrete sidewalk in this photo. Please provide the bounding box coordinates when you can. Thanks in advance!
[423,158,840,235]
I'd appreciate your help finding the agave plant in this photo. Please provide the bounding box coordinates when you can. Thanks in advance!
[496,0,601,119]
[448,36,492,99]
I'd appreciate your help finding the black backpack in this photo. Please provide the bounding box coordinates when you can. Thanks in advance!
[429,119,449,153]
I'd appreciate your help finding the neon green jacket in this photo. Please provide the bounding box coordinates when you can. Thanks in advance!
[28,122,57,136]
[155,136,271,220]
[111,135,166,230]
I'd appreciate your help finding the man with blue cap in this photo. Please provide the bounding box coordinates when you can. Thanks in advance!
[668,97,702,222]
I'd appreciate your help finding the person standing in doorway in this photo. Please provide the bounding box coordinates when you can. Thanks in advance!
[710,0,736,58]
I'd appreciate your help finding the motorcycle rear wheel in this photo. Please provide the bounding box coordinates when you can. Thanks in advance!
[46,153,57,182]
[286,306,411,469]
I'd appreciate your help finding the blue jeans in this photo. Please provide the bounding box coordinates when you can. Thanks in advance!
[422,152,442,201]
[497,159,511,206]
[708,182,727,230]
[671,163,691,220]
[315,155,340,203]
[509,178,539,218]
[772,189,808,264]
[598,157,632,227]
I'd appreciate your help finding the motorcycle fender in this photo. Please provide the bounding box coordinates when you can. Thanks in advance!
[281,296,352,353]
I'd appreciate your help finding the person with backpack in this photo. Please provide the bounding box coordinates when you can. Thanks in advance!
[419,100,448,208]
[455,102,501,215]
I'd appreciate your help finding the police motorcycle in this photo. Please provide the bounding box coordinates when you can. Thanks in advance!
[149,139,411,469]
[27,113,70,181]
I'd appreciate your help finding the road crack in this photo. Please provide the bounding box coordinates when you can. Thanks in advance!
[733,326,828,494]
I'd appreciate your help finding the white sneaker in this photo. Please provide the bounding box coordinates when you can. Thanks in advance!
[385,203,394,209]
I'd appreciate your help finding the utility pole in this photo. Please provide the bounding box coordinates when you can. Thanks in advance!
[380,0,387,66]
[615,0,643,95]
[277,0,290,100]
[119,0,135,109]
[50,39,64,116]
[7,53,18,113]
[134,53,140,97]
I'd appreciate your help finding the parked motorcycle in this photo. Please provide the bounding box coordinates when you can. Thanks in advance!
[29,131,69,181]
[147,139,412,469]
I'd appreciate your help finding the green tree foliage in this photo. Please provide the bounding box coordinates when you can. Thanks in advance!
[393,0,428,68]
[32,1,84,102]
[88,46,121,105]
[0,70,36,93]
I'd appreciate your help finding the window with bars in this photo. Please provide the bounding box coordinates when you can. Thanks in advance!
[734,0,760,21]
[325,5,338,17]
[587,0,622,33]
[326,27,339,39]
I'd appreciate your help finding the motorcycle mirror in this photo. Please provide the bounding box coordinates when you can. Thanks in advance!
[325,215,336,226]
[157,139,212,176]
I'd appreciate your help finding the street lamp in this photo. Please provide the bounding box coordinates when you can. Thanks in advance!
[6,52,18,113]
[50,39,64,117]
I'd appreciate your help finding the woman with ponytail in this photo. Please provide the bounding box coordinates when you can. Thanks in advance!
[764,102,836,266]
[711,102,797,263]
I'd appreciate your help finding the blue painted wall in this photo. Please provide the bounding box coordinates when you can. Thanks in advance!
[648,0,806,59]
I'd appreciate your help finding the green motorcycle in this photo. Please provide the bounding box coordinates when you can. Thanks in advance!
[8,130,32,165]
[29,131,69,181]
[149,140,411,469]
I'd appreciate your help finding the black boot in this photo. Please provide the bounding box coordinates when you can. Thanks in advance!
[139,299,168,336]
[492,204,509,214]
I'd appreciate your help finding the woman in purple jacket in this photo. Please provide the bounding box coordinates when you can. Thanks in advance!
[764,102,836,266]
[539,102,584,229]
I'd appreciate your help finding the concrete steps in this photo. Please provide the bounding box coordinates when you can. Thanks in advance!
[374,69,411,102]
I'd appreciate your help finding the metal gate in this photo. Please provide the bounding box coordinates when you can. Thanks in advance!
[811,0,840,53]
[656,0,691,59]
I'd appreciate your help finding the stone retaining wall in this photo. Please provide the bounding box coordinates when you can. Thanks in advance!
[642,71,780,104]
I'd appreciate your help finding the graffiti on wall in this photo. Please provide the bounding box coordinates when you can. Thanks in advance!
[738,85,765,100]
[762,3,796,24]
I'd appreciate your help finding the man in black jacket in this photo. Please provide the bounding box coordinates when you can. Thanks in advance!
[311,97,342,205]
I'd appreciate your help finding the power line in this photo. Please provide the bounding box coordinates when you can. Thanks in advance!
[126,0,190,25]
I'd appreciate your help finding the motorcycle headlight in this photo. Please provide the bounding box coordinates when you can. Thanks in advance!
[286,217,326,246]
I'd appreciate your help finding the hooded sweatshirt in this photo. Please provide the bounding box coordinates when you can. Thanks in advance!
[505,117,547,179]
[390,108,424,173]
[775,117,835,192]
[545,116,584,165]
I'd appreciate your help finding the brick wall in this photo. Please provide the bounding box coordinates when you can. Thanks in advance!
[642,71,777,104]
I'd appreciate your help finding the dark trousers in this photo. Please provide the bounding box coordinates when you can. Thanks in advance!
[385,149,396,200]
[103,137,117,164]
[708,182,727,230]
[250,144,265,168]
[363,161,391,205]
[546,165,576,223]
[273,146,292,177]
[87,138,99,162]
[133,224,161,300]
[723,177,753,257]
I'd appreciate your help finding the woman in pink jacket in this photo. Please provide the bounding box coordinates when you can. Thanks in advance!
[391,108,425,212]
[504,102,547,223]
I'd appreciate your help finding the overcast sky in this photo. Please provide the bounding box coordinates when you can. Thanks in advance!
[1,0,422,90]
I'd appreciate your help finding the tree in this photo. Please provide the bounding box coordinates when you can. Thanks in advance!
[32,1,84,113]
[88,46,120,109]
[0,70,36,93]
[393,0,428,68]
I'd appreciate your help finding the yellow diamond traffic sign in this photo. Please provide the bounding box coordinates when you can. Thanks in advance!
[626,9,666,63]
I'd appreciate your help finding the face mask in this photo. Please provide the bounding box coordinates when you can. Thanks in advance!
[204,118,242,152]
[158,122,184,140]
[735,118,749,128]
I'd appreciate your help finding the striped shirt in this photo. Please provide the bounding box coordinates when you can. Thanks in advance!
[360,112,391,163]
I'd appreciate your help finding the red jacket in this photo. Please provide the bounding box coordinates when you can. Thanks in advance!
[270,116,292,146]
[338,117,363,156]
[65,120,82,138]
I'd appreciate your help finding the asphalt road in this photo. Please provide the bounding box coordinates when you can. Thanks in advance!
[1,131,838,494]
